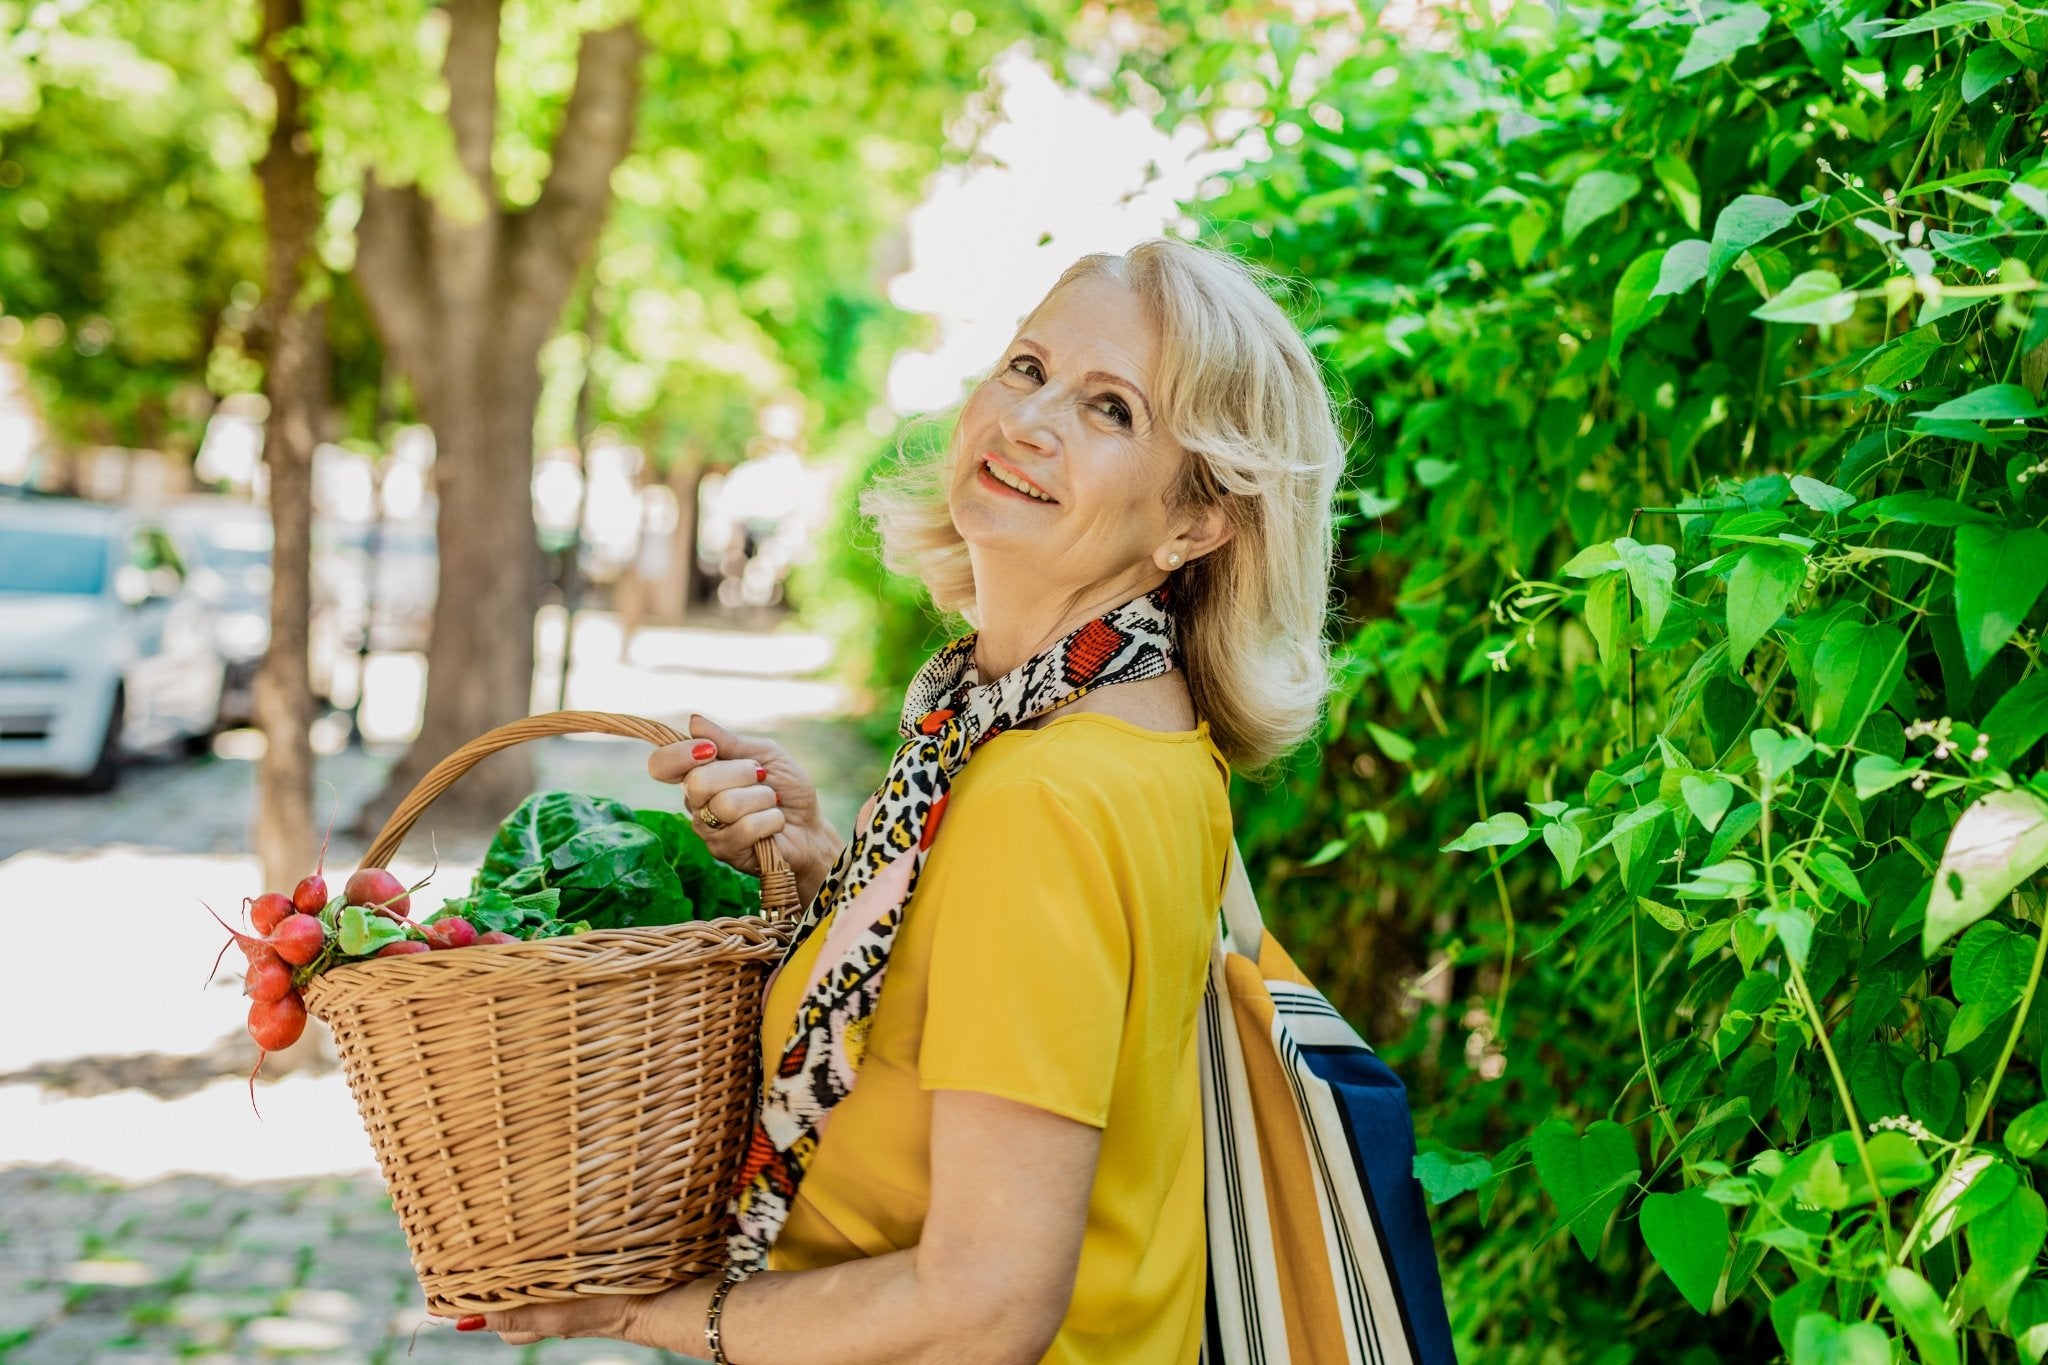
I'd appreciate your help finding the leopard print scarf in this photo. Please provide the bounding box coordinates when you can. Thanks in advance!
[725,582,1181,1271]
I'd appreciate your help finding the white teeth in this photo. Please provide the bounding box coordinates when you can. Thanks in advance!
[986,460,1053,502]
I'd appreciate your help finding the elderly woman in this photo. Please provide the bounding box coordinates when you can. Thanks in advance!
[463,237,1343,1362]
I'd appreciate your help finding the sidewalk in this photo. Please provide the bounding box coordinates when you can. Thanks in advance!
[0,609,877,1364]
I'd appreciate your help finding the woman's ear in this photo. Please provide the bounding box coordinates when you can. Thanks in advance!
[1180,501,1235,565]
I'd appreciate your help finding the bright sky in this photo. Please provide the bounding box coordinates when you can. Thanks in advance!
[883,48,1245,415]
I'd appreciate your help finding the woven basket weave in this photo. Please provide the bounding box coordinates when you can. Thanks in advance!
[301,711,801,1314]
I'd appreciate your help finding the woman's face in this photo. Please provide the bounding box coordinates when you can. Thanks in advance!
[948,272,1201,594]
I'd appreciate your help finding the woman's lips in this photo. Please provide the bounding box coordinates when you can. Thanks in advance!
[977,461,1055,504]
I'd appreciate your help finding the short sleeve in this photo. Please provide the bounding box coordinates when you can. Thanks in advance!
[917,778,1130,1128]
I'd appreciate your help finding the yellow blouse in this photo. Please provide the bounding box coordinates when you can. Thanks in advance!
[760,712,1233,1364]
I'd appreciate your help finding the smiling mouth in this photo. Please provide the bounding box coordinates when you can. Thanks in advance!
[980,457,1056,504]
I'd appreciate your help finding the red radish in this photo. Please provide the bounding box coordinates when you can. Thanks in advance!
[203,901,280,986]
[244,957,293,1004]
[251,891,295,935]
[292,874,328,914]
[248,993,306,1051]
[344,867,411,917]
[476,930,519,945]
[375,940,431,957]
[423,917,478,950]
[269,914,326,966]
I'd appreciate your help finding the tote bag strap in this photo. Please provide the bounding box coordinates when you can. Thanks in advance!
[1221,840,1264,964]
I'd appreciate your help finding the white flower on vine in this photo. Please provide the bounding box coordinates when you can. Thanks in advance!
[1871,1114,1935,1142]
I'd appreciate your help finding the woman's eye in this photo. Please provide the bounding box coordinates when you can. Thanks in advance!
[1007,356,1043,381]
[1099,397,1132,427]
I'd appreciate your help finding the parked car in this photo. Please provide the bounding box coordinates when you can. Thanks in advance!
[161,497,273,729]
[0,499,226,789]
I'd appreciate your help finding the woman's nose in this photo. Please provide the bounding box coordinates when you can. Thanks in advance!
[997,387,1061,452]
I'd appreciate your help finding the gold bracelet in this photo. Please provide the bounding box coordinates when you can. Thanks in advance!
[704,1264,747,1364]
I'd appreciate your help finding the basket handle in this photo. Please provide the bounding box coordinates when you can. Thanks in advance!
[359,710,801,920]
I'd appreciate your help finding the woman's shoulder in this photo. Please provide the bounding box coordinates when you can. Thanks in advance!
[966,712,1230,825]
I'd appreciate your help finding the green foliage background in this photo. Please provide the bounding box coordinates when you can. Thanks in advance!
[819,1,2048,1359]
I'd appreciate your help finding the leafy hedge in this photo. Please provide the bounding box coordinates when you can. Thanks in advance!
[1103,0,2048,1359]
[815,1,2048,1356]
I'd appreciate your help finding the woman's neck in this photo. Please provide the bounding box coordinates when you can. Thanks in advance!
[969,565,1167,680]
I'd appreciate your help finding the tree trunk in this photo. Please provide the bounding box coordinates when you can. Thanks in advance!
[251,0,325,890]
[347,0,642,835]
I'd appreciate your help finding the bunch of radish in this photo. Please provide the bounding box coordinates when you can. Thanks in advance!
[210,848,513,1111]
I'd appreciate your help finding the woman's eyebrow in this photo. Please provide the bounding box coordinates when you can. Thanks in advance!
[1014,336,1154,423]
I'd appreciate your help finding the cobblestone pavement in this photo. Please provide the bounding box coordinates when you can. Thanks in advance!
[0,610,882,1364]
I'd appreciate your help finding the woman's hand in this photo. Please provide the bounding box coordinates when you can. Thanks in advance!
[447,1292,633,1346]
[648,714,844,906]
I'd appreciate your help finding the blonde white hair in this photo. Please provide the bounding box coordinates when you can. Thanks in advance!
[860,237,1347,779]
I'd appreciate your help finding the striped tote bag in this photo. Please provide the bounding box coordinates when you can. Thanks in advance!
[1199,842,1457,1365]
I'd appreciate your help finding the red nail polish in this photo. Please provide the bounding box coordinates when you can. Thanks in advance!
[755,764,766,782]
[692,741,716,760]
[456,1315,486,1332]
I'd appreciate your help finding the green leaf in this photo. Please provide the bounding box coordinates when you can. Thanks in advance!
[1809,850,1868,904]
[1952,921,2035,1013]
[1923,790,2048,953]
[1675,4,1771,79]
[1955,523,2048,675]
[1964,41,2021,102]
[1854,754,1919,800]
[1412,1148,1493,1204]
[2007,1102,2048,1159]
[1365,722,1416,763]
[1543,820,1585,883]
[1878,0,2008,37]
[1708,194,1800,292]
[1616,537,1677,638]
[1442,811,1529,852]
[338,904,411,957]
[1753,269,1856,325]
[1562,170,1641,245]
[1653,238,1711,297]
[1562,540,1625,577]
[1654,153,1701,230]
[1967,1186,2048,1308]
[1639,1188,1728,1315]
[1302,838,1350,868]
[1878,1266,1958,1365]
[1682,775,1736,832]
[1726,545,1806,665]
[1586,571,1629,665]
[1791,1314,1892,1365]
[1919,1154,2018,1251]
[1904,1058,1962,1134]
[1809,615,1909,746]
[1858,492,1996,526]
[1790,476,1856,514]
[1752,727,1814,783]
[1675,858,1759,898]
[1759,905,1815,968]
[1982,670,2048,769]
[1531,1118,1640,1259]
[1916,383,2048,423]
[1610,249,1671,366]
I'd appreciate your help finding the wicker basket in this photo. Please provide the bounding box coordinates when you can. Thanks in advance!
[301,711,802,1314]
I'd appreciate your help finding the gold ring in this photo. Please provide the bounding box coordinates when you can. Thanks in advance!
[696,801,727,831]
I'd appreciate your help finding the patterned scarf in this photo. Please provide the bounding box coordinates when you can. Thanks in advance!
[725,582,1182,1270]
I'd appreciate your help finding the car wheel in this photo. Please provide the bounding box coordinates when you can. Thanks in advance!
[80,686,125,793]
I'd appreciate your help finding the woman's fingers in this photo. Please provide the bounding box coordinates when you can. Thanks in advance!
[688,775,782,830]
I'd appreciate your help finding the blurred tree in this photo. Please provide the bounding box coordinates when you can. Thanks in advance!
[251,0,325,890]
[0,1,265,471]
[330,0,1062,830]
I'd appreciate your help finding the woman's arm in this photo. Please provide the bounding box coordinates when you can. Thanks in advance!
[477,1088,1101,1364]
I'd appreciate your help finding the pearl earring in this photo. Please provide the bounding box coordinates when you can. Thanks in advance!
[1167,552,1182,567]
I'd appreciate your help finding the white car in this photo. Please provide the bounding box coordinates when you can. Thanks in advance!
[0,497,226,789]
